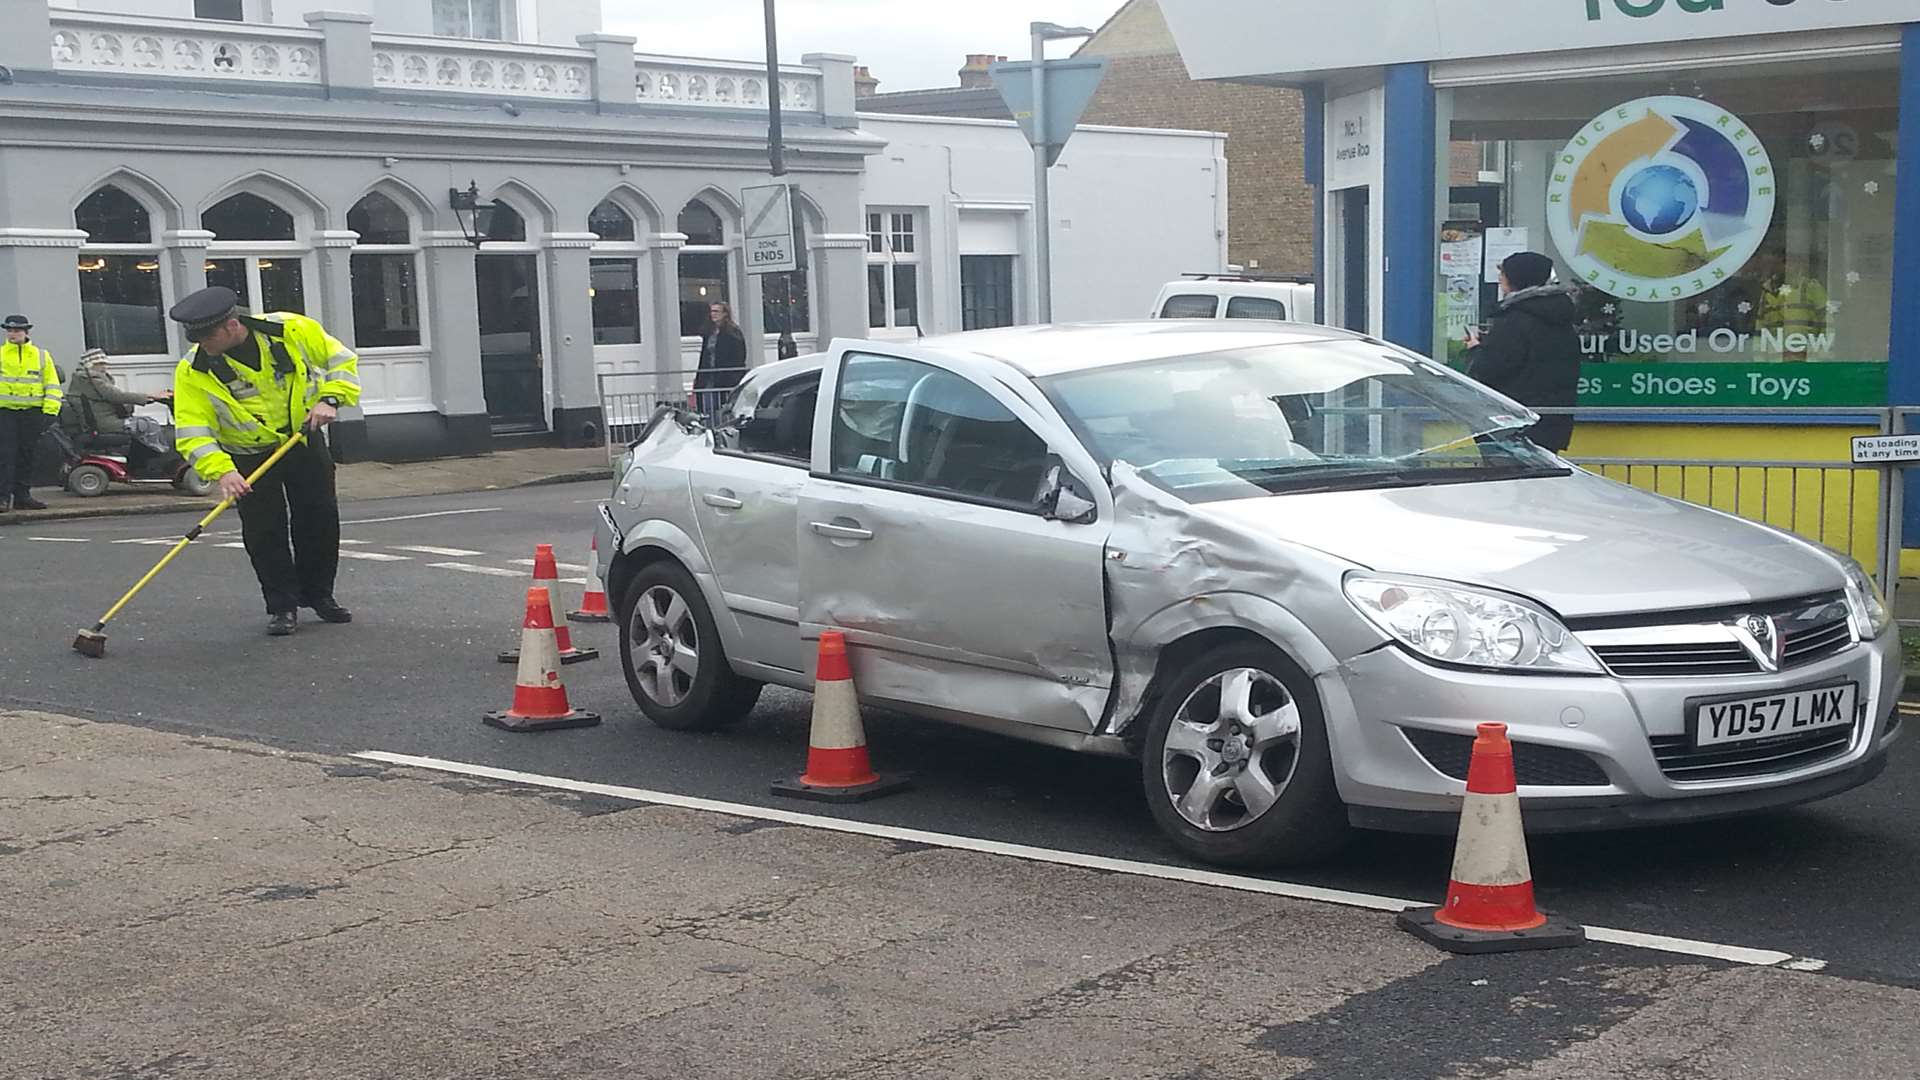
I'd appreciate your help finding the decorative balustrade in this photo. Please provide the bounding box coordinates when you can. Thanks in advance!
[50,12,322,85]
[45,13,829,117]
[371,35,593,101]
[634,55,822,112]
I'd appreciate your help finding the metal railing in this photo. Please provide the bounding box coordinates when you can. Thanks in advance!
[598,368,746,455]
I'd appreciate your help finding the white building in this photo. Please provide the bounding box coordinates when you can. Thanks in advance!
[1,0,1228,463]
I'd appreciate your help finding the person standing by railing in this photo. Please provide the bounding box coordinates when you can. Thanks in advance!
[1463,252,1581,453]
[693,301,747,415]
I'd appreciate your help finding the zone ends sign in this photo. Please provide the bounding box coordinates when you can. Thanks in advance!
[743,182,802,276]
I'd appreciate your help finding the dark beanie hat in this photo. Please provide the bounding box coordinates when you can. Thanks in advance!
[1502,251,1556,291]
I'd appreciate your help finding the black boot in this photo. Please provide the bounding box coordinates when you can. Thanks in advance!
[306,598,353,624]
[14,495,47,511]
[267,611,298,637]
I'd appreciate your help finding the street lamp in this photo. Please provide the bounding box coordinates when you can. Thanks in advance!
[1030,21,1094,325]
[448,180,500,248]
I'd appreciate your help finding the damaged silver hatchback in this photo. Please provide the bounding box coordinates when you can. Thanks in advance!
[596,322,1900,867]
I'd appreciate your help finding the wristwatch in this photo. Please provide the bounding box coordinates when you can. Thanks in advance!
[320,396,340,408]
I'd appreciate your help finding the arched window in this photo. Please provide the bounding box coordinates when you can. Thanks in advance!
[678,199,734,338]
[590,199,643,347]
[76,185,168,356]
[349,192,423,349]
[203,190,307,314]
[203,192,296,242]
[77,186,153,245]
[589,200,636,243]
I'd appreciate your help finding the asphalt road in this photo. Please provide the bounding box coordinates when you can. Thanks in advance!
[4,482,1916,987]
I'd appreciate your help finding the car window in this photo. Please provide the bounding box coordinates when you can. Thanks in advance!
[721,372,818,465]
[1159,294,1219,319]
[1225,296,1287,320]
[831,354,1052,509]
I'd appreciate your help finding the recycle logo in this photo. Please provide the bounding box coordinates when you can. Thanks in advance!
[1546,95,1776,303]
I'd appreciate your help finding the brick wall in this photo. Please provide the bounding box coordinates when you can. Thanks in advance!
[1079,52,1316,277]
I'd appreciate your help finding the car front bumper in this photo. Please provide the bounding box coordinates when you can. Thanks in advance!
[1323,627,1903,832]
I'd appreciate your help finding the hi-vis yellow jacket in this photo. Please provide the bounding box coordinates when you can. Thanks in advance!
[0,341,64,416]
[172,312,359,482]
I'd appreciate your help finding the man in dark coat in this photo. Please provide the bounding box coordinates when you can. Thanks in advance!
[1464,251,1582,453]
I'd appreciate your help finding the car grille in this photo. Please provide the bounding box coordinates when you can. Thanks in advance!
[1402,728,1610,787]
[1649,723,1859,783]
[1582,592,1855,679]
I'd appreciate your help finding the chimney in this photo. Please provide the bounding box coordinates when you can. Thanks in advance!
[854,65,879,97]
[958,53,1005,90]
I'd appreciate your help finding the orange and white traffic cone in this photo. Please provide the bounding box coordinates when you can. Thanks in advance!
[485,586,601,733]
[771,631,911,803]
[499,543,600,665]
[1397,723,1584,954]
[567,536,613,624]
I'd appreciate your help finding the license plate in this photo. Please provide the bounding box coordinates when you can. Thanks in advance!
[1691,683,1858,749]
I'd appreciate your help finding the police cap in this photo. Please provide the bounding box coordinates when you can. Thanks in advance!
[1,315,31,331]
[168,286,242,341]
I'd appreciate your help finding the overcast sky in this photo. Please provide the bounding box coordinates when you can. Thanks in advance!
[604,0,1126,93]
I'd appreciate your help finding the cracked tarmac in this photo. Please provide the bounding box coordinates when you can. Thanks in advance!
[4,708,1919,1080]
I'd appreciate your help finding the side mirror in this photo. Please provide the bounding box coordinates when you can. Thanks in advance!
[1038,458,1099,525]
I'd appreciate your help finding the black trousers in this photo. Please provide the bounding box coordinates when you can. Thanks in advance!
[0,409,48,501]
[233,437,340,614]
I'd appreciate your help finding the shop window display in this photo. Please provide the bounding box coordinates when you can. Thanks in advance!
[1439,57,1898,406]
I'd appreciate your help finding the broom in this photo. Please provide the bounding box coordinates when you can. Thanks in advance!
[73,433,306,658]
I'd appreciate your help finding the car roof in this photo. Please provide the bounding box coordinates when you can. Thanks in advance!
[911,321,1366,378]
[1156,280,1312,300]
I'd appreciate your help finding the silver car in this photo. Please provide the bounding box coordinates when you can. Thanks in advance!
[595,323,1900,867]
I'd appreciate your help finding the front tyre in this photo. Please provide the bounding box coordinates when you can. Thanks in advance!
[618,560,762,731]
[1141,641,1347,867]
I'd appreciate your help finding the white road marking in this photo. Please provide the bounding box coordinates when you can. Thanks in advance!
[28,536,92,543]
[113,537,184,545]
[392,545,487,558]
[560,577,587,586]
[338,550,411,562]
[352,751,1827,973]
[340,539,372,546]
[511,558,590,573]
[341,507,502,526]
[216,542,248,549]
[427,562,525,578]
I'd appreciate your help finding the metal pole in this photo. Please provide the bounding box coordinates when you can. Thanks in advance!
[1031,22,1051,325]
[764,0,785,179]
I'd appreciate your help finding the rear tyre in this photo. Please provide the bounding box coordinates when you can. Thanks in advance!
[619,560,762,731]
[1141,640,1348,868]
[174,469,215,497]
[66,464,111,498]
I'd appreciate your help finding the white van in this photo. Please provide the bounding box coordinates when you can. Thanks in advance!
[1149,274,1318,324]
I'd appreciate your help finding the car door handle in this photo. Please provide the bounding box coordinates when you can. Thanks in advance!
[809,521,874,541]
[702,491,745,510]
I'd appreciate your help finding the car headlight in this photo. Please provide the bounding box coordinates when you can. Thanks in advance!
[1841,559,1891,640]
[1343,574,1602,675]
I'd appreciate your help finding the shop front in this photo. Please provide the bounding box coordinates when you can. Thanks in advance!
[1163,0,1920,565]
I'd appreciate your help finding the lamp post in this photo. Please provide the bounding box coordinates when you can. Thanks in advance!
[448,181,499,248]
[765,0,799,360]
[1030,22,1095,325]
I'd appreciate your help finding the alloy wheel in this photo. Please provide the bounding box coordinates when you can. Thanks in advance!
[632,584,700,707]
[1161,667,1303,832]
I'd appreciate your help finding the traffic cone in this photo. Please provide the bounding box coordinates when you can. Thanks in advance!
[567,536,613,624]
[499,543,599,665]
[1396,723,1584,954]
[771,631,910,803]
[484,586,601,733]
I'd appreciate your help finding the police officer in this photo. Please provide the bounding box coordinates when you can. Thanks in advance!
[168,287,361,636]
[0,314,65,512]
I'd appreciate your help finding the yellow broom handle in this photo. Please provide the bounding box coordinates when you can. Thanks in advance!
[92,433,308,629]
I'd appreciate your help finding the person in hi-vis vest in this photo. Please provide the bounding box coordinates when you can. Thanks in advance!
[168,286,361,637]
